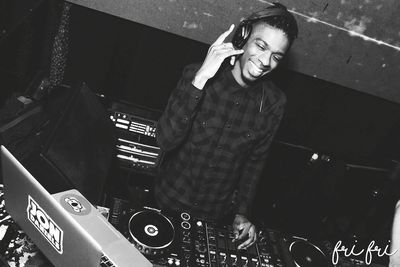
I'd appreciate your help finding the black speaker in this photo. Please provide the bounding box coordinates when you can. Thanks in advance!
[24,82,115,204]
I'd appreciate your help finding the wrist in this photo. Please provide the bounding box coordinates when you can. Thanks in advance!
[192,72,209,90]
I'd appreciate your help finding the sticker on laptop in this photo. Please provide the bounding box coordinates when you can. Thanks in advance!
[27,195,64,254]
[59,193,91,216]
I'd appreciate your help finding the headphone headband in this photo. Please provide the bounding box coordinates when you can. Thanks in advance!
[245,3,289,22]
[232,2,297,49]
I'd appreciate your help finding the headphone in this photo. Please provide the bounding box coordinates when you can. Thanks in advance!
[232,3,293,49]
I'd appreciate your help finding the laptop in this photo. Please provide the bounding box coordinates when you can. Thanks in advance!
[1,145,152,267]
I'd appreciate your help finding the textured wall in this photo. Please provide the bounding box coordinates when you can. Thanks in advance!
[66,0,400,103]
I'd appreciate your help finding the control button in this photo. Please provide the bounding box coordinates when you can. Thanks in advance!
[181,212,191,221]
[168,258,174,265]
[181,221,191,230]
[182,230,190,236]
[196,220,203,227]
[201,121,207,126]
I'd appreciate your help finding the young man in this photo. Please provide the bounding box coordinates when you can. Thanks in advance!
[155,3,298,249]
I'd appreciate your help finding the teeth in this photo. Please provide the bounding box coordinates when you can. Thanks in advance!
[250,61,263,75]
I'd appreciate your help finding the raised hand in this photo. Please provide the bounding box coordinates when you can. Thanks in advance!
[192,24,244,89]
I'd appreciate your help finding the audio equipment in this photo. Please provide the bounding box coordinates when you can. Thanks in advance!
[0,186,385,267]
[108,101,164,175]
[108,197,339,267]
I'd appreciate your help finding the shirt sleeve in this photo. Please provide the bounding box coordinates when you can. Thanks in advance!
[236,97,286,218]
[156,64,205,151]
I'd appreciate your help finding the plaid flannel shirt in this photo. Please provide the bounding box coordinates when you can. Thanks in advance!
[155,63,285,220]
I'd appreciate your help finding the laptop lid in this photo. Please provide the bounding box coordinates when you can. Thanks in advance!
[1,145,103,267]
[52,189,152,267]
[1,145,152,267]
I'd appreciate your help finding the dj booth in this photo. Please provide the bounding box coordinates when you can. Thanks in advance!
[0,84,390,267]
[0,183,388,267]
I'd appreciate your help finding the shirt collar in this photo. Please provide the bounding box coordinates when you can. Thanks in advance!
[221,65,265,101]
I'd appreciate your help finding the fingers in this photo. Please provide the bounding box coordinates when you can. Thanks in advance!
[213,24,235,46]
[230,56,235,66]
[209,42,234,52]
[233,229,240,240]
[210,44,243,57]
[232,221,242,240]
[237,224,250,241]
[207,42,243,63]
[238,225,257,250]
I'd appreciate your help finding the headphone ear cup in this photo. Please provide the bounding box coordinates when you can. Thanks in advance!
[232,21,251,49]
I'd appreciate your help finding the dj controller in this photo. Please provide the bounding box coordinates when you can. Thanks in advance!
[109,198,332,267]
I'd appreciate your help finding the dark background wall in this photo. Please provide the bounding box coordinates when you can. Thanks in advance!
[66,0,400,104]
[61,3,400,163]
[1,0,400,245]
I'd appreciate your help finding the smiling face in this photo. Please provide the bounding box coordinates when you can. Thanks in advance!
[232,23,290,87]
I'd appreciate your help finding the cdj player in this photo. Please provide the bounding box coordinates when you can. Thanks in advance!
[108,198,335,267]
[108,101,164,175]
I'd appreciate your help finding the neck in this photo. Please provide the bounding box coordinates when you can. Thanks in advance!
[231,62,250,88]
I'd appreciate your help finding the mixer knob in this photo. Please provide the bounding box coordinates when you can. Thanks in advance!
[181,221,191,230]
[230,254,238,265]
[242,256,249,266]
[181,212,191,221]
[219,252,227,264]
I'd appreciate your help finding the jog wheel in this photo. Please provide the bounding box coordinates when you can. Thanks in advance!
[289,240,330,267]
[128,209,175,256]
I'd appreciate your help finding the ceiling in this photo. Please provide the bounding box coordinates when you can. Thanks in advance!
[66,0,400,103]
